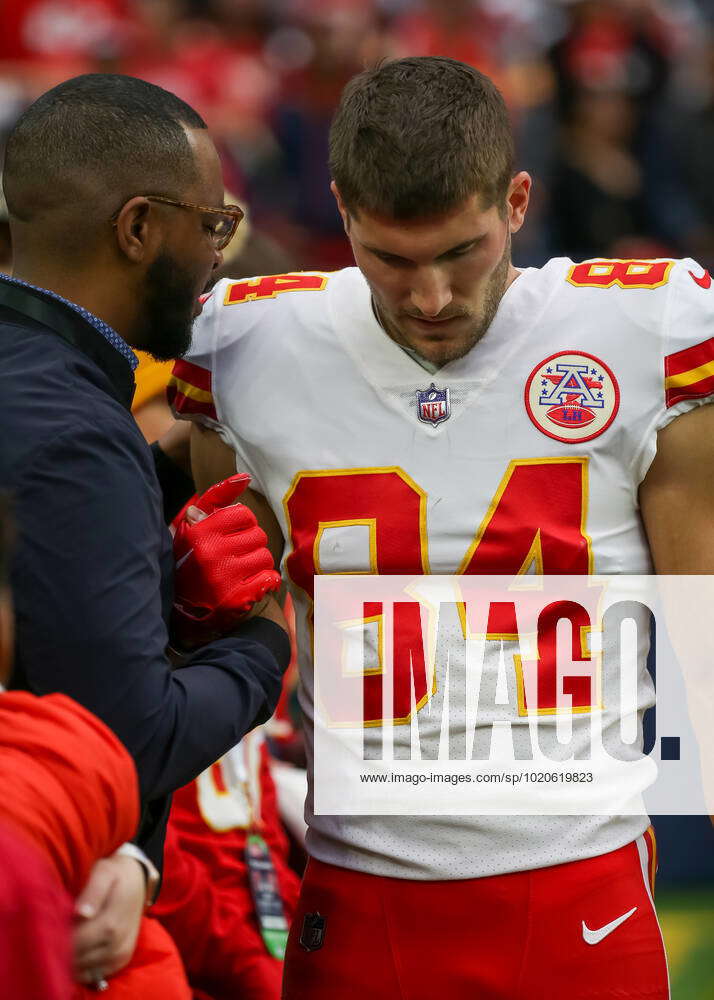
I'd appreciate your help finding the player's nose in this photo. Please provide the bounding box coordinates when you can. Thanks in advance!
[410,268,453,317]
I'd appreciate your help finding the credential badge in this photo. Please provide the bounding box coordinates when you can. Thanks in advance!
[525,351,619,443]
[416,382,451,426]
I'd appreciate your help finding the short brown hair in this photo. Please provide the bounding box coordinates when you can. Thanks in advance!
[329,56,514,220]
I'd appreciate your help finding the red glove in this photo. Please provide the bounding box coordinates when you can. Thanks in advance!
[172,474,281,647]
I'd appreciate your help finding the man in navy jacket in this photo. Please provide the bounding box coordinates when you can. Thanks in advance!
[0,74,290,983]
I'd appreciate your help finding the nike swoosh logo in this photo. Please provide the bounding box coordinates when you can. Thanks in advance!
[582,906,637,945]
[175,548,194,571]
[689,268,711,289]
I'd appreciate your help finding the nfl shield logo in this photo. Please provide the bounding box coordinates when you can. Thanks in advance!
[416,383,450,426]
[300,912,327,952]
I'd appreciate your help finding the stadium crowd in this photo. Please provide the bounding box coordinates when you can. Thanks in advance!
[3,0,714,268]
[1,1,714,998]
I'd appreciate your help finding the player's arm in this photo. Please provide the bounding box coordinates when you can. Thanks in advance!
[640,403,714,572]
[640,403,714,821]
[190,422,285,568]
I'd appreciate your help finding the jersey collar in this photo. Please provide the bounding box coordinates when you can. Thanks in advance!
[328,265,558,392]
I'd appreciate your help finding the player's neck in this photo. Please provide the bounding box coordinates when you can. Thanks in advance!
[370,297,444,372]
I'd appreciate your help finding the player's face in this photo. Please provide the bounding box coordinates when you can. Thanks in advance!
[138,128,225,361]
[334,173,530,366]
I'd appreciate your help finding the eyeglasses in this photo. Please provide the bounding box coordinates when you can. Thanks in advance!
[112,195,244,251]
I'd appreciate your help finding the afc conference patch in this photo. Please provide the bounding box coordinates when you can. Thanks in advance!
[525,351,619,443]
[416,382,450,426]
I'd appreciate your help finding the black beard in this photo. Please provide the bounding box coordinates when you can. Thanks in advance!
[137,251,197,361]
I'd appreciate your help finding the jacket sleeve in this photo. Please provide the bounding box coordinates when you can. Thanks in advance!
[11,417,290,805]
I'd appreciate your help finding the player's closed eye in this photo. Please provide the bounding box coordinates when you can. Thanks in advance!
[372,239,481,267]
[446,245,476,258]
[373,252,410,267]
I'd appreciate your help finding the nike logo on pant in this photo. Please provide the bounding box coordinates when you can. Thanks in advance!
[582,906,637,945]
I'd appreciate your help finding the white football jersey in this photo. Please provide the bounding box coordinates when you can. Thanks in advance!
[171,258,714,879]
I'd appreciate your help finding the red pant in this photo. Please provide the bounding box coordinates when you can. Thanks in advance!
[283,829,668,1000]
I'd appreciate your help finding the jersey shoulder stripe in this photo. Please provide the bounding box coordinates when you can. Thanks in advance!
[168,358,217,421]
[664,336,714,407]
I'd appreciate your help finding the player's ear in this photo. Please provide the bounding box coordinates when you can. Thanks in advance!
[331,181,351,234]
[506,171,531,234]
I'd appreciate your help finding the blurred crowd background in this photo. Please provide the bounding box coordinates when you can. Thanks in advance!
[4,0,714,274]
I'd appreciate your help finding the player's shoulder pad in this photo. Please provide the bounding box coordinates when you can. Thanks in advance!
[193,270,336,347]
[554,255,681,339]
[213,269,337,353]
[662,257,714,410]
[562,256,676,293]
[219,271,334,312]
[167,271,335,426]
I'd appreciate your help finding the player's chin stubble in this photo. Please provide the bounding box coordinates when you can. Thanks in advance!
[376,231,512,368]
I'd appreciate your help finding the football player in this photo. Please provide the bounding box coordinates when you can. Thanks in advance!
[168,56,714,998]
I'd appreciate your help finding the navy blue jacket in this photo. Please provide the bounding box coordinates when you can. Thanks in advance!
[0,277,290,866]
